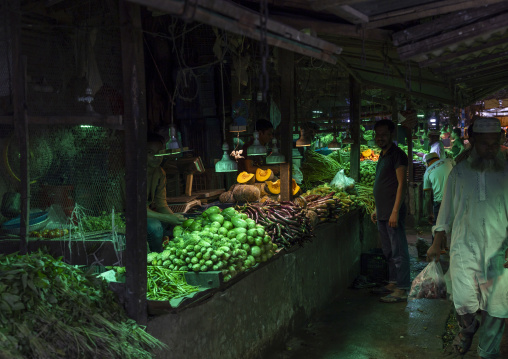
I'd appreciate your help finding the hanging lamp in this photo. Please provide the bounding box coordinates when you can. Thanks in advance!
[295,128,311,147]
[247,130,267,156]
[266,138,285,164]
[328,137,341,150]
[215,55,238,173]
[166,125,182,153]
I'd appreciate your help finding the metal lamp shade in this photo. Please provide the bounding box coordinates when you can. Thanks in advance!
[247,131,267,156]
[295,129,311,147]
[215,143,238,173]
[266,138,285,164]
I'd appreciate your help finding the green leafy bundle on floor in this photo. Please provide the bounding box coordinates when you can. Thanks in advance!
[0,251,165,359]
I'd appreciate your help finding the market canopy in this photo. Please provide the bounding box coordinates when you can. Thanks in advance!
[133,0,508,106]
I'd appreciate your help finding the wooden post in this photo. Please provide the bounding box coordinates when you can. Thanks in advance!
[278,49,294,202]
[119,1,148,324]
[349,75,361,182]
[11,1,30,254]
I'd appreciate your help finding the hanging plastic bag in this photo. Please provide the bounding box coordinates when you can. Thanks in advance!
[408,261,447,300]
[330,169,355,191]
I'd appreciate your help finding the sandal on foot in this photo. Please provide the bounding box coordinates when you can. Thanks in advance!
[371,286,394,295]
[452,332,474,354]
[379,294,407,303]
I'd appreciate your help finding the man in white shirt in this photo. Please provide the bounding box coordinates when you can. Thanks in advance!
[428,130,446,160]
[423,152,454,247]
[427,117,508,358]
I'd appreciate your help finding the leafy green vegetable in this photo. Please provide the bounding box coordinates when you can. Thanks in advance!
[0,250,166,358]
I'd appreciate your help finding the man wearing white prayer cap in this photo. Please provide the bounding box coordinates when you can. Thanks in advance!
[427,117,508,358]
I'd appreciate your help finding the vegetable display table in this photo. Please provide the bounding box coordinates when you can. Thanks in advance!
[147,209,378,359]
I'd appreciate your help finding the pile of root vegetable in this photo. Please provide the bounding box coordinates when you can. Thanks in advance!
[238,200,314,248]
[0,251,165,359]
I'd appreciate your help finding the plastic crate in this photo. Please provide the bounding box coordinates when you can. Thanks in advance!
[360,249,388,284]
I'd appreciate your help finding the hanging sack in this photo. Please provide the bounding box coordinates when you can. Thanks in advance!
[408,261,447,300]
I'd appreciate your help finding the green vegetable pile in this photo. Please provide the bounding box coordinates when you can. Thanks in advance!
[147,206,277,282]
[340,161,377,187]
[301,149,343,183]
[81,211,126,232]
[146,267,200,301]
[0,251,165,358]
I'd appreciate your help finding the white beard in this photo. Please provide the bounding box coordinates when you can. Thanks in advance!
[468,148,505,172]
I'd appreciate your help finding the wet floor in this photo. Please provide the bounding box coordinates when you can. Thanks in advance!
[265,226,508,359]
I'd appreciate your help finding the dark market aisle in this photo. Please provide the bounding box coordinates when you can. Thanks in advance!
[265,226,508,359]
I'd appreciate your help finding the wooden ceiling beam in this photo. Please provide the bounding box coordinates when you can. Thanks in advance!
[397,13,508,61]
[323,5,369,24]
[311,0,372,10]
[418,36,508,67]
[366,0,507,29]
[269,15,390,41]
[392,2,508,46]
[453,61,508,79]
[433,50,508,73]
[132,0,342,64]
[361,79,454,105]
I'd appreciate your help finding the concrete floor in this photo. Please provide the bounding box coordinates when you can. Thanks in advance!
[265,225,508,359]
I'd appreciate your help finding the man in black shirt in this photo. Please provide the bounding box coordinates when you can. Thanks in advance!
[370,119,410,303]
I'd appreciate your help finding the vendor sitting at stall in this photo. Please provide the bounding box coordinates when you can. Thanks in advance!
[146,133,186,252]
[237,119,280,175]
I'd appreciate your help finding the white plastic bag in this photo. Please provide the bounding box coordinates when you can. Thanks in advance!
[408,261,447,300]
[330,169,355,191]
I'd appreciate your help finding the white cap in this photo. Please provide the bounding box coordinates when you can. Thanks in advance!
[473,117,501,133]
[425,152,439,163]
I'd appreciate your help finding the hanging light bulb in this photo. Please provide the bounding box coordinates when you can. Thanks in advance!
[247,130,267,156]
[166,125,182,154]
[296,128,311,147]
[215,142,238,172]
[266,138,285,164]
[328,136,341,150]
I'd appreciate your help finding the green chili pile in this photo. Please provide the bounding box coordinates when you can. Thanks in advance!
[0,251,165,358]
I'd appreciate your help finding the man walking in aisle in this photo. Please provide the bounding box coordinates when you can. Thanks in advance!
[422,152,454,247]
[370,119,410,303]
[427,117,508,359]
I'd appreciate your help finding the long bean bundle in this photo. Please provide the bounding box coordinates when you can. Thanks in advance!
[355,184,376,214]
[147,267,200,301]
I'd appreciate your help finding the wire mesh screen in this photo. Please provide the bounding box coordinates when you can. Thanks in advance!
[21,0,123,117]
[0,1,130,267]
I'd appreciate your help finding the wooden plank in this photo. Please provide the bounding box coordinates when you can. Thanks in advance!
[366,0,507,29]
[312,0,372,10]
[361,78,455,105]
[433,50,508,73]
[349,75,361,182]
[185,174,193,197]
[270,15,391,41]
[278,49,294,202]
[397,13,508,61]
[454,62,508,80]
[119,0,148,325]
[0,115,123,127]
[132,0,341,64]
[325,5,369,24]
[418,35,508,67]
[11,0,29,255]
[392,2,508,46]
